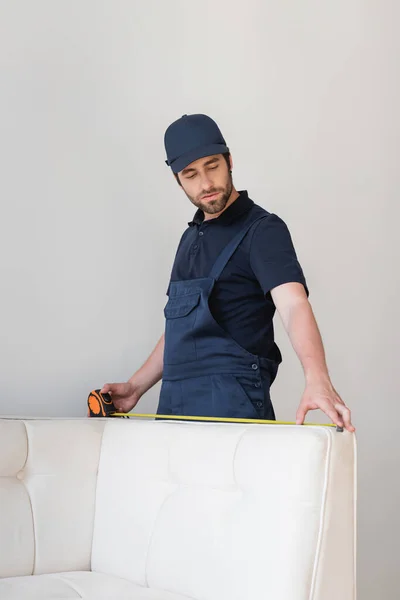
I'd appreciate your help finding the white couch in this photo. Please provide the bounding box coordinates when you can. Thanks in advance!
[0,417,356,599]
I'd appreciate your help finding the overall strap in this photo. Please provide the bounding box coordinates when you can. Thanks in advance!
[209,214,267,281]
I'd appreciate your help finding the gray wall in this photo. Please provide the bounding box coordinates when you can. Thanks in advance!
[0,2,398,598]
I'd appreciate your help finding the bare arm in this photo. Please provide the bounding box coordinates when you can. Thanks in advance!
[101,333,164,412]
[271,282,354,431]
[128,333,164,393]
[271,283,330,384]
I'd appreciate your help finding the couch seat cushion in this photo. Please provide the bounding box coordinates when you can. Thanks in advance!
[0,571,191,599]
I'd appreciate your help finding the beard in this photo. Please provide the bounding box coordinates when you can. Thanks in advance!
[184,173,233,215]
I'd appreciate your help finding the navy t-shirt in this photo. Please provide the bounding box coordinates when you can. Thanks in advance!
[168,191,308,364]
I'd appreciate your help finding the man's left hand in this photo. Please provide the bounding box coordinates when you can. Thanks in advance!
[296,382,355,432]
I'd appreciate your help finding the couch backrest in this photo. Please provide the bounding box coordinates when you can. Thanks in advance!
[0,418,105,577]
[1,418,356,599]
[91,419,356,600]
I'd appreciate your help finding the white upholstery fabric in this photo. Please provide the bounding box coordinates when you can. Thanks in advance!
[0,417,356,600]
[0,571,189,599]
[0,420,34,578]
[0,419,105,577]
[92,421,356,600]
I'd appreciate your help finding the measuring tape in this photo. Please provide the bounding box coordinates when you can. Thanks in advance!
[87,390,343,431]
[111,412,343,431]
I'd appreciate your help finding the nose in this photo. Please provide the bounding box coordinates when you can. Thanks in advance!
[200,171,213,191]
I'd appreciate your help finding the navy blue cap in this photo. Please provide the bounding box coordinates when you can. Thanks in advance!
[164,114,229,174]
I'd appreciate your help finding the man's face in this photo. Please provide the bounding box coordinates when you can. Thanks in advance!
[177,154,233,215]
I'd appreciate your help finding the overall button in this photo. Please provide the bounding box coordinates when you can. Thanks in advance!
[251,364,258,370]
[254,382,261,388]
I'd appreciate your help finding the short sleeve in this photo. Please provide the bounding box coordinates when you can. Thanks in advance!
[250,214,309,296]
[166,228,191,295]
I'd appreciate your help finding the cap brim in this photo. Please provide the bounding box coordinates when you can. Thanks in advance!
[170,143,229,173]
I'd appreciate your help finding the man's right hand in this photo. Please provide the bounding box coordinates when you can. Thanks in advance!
[101,333,164,414]
[100,381,143,414]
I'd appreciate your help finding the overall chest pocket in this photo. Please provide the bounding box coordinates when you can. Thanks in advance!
[163,293,200,365]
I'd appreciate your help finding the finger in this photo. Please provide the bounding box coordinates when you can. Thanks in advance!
[101,383,124,395]
[336,404,355,432]
[296,405,307,425]
[319,401,344,428]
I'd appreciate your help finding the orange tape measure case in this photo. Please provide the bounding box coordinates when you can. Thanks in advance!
[87,389,129,418]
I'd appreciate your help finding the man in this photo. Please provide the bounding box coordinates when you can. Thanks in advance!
[101,114,354,432]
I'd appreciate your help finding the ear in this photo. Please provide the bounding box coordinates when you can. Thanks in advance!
[229,154,233,172]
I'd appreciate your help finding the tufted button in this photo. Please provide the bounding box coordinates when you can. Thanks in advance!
[16,471,24,480]
[254,382,261,388]
[256,401,263,408]
[193,244,198,250]
[199,231,204,236]
[251,363,258,370]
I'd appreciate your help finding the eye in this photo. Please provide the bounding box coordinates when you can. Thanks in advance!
[186,173,197,179]
[209,165,218,170]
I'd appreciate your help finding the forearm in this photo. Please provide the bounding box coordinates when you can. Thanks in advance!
[129,333,164,393]
[271,283,353,430]
[283,299,332,387]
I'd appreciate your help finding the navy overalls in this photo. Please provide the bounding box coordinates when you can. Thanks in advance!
[158,212,279,420]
